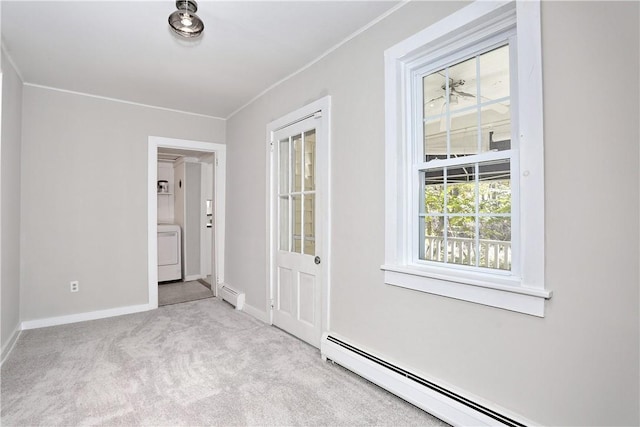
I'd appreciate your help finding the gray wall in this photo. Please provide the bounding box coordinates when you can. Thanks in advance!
[1,49,23,352]
[20,86,225,321]
[225,2,639,425]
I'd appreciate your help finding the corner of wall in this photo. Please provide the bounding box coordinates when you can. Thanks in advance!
[0,45,23,355]
[0,328,21,366]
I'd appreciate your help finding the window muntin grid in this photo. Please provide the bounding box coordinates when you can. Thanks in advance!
[417,43,514,272]
[278,129,316,255]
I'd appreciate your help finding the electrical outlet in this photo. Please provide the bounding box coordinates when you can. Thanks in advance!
[70,281,79,293]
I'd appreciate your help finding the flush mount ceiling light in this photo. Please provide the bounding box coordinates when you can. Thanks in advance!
[168,0,204,38]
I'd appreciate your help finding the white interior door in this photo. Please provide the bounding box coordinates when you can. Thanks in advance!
[271,111,327,348]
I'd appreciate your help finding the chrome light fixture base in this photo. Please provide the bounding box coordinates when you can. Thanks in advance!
[168,0,204,38]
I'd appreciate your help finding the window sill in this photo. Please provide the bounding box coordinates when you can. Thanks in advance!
[380,264,551,317]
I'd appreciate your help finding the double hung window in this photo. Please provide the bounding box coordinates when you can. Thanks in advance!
[419,42,515,273]
[382,1,550,316]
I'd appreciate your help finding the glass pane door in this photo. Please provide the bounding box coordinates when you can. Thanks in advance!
[278,129,316,256]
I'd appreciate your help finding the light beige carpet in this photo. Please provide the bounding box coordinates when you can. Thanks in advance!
[1,298,448,426]
[158,280,214,306]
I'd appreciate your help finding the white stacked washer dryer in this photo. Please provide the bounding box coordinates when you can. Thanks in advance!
[158,224,182,282]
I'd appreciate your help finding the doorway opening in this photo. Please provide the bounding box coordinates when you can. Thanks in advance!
[148,136,226,309]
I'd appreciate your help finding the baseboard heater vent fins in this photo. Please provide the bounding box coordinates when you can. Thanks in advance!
[321,334,527,427]
[219,285,245,310]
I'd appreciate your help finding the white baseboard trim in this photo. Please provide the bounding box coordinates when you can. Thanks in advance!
[21,303,153,330]
[321,332,533,427]
[1,327,22,366]
[242,302,270,324]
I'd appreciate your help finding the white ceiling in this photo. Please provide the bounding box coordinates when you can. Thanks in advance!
[1,1,400,119]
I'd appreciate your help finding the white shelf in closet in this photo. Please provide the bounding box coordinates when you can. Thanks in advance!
[158,192,173,195]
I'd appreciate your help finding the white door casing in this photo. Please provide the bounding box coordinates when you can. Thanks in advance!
[148,136,226,309]
[267,96,331,349]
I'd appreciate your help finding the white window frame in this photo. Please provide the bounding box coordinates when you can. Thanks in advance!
[382,0,551,316]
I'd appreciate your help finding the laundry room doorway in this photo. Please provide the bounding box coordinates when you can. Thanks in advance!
[147,136,226,309]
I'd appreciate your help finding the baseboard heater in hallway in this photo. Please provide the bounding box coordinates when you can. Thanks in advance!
[219,285,245,310]
[320,333,528,427]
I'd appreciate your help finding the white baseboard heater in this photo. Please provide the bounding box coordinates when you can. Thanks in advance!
[321,333,527,427]
[219,285,245,310]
